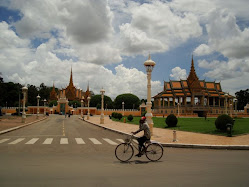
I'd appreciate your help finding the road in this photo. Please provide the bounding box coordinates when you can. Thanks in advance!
[0,115,249,187]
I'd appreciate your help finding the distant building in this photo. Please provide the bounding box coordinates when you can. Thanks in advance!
[49,67,91,106]
[153,56,234,117]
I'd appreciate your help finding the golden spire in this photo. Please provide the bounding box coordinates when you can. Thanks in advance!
[87,81,89,91]
[187,55,199,81]
[69,66,73,86]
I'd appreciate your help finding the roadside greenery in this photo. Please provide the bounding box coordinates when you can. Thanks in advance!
[112,116,249,136]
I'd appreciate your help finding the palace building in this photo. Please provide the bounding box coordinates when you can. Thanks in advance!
[153,57,234,117]
[49,67,91,106]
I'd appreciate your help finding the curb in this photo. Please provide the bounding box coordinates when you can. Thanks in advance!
[81,118,249,150]
[0,117,47,135]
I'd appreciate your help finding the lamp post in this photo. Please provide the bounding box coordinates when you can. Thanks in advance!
[81,99,84,118]
[36,95,40,119]
[177,103,180,118]
[122,101,125,116]
[100,88,105,124]
[43,99,47,116]
[144,54,156,136]
[225,93,228,115]
[22,86,28,123]
[234,98,238,117]
[87,96,91,120]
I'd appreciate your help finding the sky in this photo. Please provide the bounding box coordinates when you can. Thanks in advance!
[0,0,249,99]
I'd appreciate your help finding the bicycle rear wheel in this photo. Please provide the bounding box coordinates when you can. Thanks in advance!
[145,143,164,161]
[115,143,134,162]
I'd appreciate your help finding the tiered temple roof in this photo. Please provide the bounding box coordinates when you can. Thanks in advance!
[154,56,233,99]
[50,67,91,104]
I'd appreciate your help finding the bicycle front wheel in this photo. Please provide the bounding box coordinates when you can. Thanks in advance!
[115,143,134,162]
[145,143,164,161]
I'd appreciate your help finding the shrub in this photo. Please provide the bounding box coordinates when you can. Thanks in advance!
[117,113,123,120]
[112,112,117,118]
[165,114,178,127]
[111,112,123,120]
[215,114,234,131]
[127,114,133,121]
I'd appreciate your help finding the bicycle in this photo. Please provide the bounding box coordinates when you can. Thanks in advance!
[115,134,164,162]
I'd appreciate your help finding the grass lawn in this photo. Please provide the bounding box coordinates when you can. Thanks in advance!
[112,117,249,136]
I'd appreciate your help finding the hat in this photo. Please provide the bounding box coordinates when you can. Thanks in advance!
[141,116,146,121]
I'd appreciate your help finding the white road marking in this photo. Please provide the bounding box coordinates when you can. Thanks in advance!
[25,138,39,144]
[133,140,139,144]
[103,138,118,145]
[0,139,10,144]
[75,138,85,144]
[43,138,53,144]
[89,138,102,144]
[8,138,25,144]
[60,138,68,144]
[116,139,125,143]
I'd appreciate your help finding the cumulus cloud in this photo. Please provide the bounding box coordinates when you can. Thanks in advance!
[6,0,121,65]
[0,20,161,99]
[206,9,249,59]
[198,58,249,81]
[194,44,213,56]
[118,0,202,55]
[170,67,187,80]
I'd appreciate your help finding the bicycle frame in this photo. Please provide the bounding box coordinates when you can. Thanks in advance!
[125,135,150,152]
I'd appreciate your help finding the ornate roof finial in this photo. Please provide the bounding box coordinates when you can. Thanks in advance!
[69,66,73,86]
[148,53,151,60]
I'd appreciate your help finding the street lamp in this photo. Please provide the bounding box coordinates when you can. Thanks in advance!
[81,99,84,118]
[177,103,180,118]
[122,101,125,116]
[234,98,238,117]
[144,54,156,136]
[87,96,91,120]
[43,99,47,116]
[36,95,40,119]
[100,88,105,124]
[225,93,228,115]
[22,86,28,123]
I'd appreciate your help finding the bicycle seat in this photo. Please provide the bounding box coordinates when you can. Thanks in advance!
[145,140,151,143]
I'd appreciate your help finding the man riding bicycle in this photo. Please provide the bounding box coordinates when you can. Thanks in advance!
[132,116,151,157]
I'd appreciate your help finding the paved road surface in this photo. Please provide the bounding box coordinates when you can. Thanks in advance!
[0,115,248,186]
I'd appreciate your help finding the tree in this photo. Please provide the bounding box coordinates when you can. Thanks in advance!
[114,93,140,109]
[0,72,3,83]
[49,100,57,107]
[90,95,114,109]
[27,84,39,106]
[0,82,22,107]
[69,100,81,107]
[39,83,51,101]
[235,89,249,110]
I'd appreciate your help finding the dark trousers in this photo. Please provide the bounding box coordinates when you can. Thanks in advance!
[137,136,149,153]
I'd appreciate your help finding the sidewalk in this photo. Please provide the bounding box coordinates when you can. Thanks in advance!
[84,115,249,150]
[0,115,47,134]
